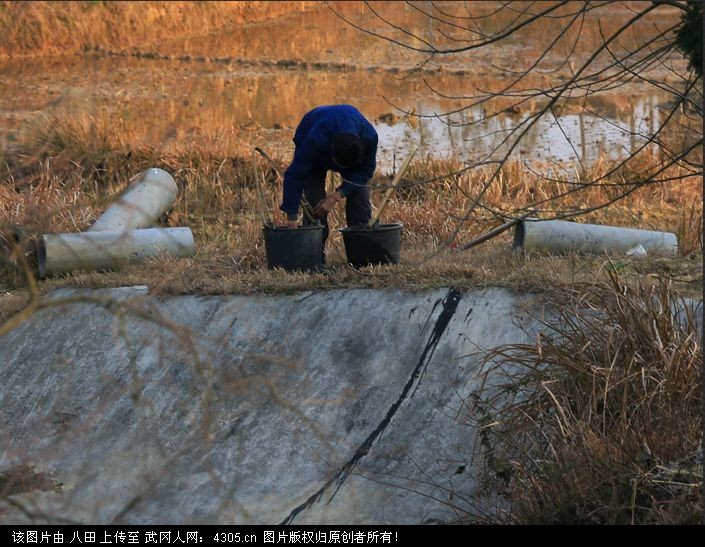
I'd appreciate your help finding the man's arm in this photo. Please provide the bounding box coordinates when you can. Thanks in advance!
[280,132,321,221]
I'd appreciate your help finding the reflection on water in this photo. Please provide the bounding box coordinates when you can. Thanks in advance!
[374,95,665,169]
[161,1,428,69]
[0,2,682,173]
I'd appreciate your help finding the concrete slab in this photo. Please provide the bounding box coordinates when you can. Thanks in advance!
[0,286,552,524]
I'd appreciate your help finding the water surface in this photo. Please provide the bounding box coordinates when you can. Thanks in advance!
[0,2,683,172]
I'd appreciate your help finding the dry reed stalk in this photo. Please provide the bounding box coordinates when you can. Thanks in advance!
[367,146,418,228]
[467,272,702,524]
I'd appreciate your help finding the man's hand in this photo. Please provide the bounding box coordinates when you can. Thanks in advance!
[314,191,343,217]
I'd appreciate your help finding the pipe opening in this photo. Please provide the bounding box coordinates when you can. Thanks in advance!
[37,237,47,278]
[512,220,525,249]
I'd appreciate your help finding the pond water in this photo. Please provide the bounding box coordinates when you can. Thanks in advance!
[0,2,683,173]
[373,94,665,169]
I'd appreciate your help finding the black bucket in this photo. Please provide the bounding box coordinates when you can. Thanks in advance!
[263,225,324,272]
[340,223,402,268]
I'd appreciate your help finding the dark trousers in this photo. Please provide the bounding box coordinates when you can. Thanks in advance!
[302,171,372,254]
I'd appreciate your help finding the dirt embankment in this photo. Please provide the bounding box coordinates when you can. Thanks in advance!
[0,1,309,59]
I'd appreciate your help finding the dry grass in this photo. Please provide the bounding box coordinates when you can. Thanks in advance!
[0,115,701,525]
[0,114,702,301]
[0,1,310,58]
[466,272,702,524]
[0,3,700,526]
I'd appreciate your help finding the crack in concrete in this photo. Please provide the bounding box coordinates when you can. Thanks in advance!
[410,288,463,399]
[280,288,464,525]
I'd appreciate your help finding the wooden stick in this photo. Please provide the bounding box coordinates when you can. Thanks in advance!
[367,146,418,229]
[300,197,318,225]
[459,213,531,251]
[252,149,272,227]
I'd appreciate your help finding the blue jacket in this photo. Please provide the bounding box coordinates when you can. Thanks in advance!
[280,105,378,217]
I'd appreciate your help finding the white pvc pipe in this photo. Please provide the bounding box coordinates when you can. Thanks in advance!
[513,219,678,256]
[89,168,178,232]
[39,228,195,277]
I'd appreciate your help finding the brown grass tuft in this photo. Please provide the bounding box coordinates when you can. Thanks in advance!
[0,1,310,59]
[468,273,702,524]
